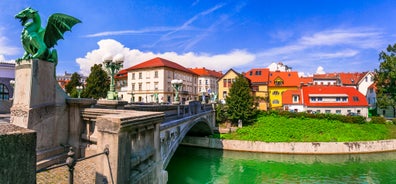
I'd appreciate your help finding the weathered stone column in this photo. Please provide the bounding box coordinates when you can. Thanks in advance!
[10,59,69,166]
[94,110,164,184]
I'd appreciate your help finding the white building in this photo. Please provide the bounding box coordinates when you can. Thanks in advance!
[0,61,15,113]
[120,57,198,104]
[189,67,222,102]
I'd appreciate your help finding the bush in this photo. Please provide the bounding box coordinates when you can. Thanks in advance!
[370,116,387,124]
[392,118,396,125]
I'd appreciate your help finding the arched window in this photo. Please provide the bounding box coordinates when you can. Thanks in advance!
[272,99,279,104]
[0,83,9,100]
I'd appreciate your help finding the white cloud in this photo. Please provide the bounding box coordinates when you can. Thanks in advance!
[76,39,255,76]
[315,66,326,74]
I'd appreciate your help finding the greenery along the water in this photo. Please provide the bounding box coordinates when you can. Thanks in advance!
[219,113,396,142]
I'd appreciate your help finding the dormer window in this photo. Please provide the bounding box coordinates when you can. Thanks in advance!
[353,96,359,101]
[274,77,284,86]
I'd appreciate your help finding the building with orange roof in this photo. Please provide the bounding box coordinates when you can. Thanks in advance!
[114,69,128,99]
[282,85,369,117]
[122,57,198,103]
[244,68,270,110]
[217,69,240,103]
[282,89,303,112]
[189,67,222,103]
[303,85,368,117]
[268,71,300,109]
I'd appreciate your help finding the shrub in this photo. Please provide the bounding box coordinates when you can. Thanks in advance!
[369,116,387,124]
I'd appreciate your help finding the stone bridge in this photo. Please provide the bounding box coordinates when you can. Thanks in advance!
[75,100,216,183]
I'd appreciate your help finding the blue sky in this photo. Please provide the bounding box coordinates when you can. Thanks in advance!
[1,0,396,76]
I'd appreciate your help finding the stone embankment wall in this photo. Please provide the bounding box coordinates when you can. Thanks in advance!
[182,136,396,154]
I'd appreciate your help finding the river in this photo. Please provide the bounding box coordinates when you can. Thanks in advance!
[167,146,396,184]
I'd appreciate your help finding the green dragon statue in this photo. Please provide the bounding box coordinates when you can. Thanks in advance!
[15,7,81,66]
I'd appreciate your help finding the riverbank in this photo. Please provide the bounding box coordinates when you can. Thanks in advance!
[181,136,396,154]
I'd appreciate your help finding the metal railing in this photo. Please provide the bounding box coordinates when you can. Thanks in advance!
[36,146,113,184]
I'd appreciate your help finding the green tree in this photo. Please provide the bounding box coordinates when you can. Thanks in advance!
[225,74,257,125]
[65,72,82,97]
[82,64,110,99]
[375,44,396,117]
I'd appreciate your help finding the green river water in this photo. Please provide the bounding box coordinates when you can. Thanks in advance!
[167,146,396,184]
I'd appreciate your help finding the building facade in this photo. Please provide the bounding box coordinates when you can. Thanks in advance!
[0,62,15,113]
[217,69,240,103]
[244,68,270,110]
[189,67,222,103]
[268,71,300,109]
[121,57,198,104]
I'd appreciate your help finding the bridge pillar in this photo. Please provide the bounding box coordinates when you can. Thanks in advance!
[94,110,166,184]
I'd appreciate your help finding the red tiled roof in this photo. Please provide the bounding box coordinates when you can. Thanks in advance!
[339,72,366,85]
[268,71,300,87]
[299,77,313,85]
[313,73,339,79]
[115,69,128,79]
[125,57,195,74]
[189,67,223,78]
[244,68,269,83]
[282,90,302,105]
[302,86,368,107]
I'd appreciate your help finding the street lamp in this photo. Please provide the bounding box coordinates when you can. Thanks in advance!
[201,89,206,104]
[171,79,183,104]
[103,53,124,100]
[10,80,15,88]
[128,90,134,103]
[76,86,83,98]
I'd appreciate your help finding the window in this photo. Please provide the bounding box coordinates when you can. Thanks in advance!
[249,71,253,76]
[199,80,202,85]
[223,91,227,97]
[342,97,347,101]
[310,97,316,102]
[132,73,135,80]
[274,80,283,86]
[154,82,158,90]
[353,96,359,101]
[336,110,341,114]
[138,83,142,91]
[132,83,135,91]
[272,91,279,95]
[154,71,158,78]
[293,95,299,103]
[228,79,232,87]
[139,72,142,79]
[0,83,9,100]
[317,97,323,101]
[272,100,279,104]
[316,110,321,113]
[336,97,340,101]
[255,70,261,75]
[223,79,227,87]
[205,80,208,85]
[325,110,331,113]
[365,76,368,82]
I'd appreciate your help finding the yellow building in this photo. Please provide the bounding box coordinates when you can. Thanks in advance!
[268,71,300,109]
[244,68,270,110]
[217,69,240,103]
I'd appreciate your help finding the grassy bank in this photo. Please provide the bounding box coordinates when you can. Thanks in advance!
[218,114,396,142]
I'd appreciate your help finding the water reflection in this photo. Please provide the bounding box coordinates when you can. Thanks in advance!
[167,146,396,184]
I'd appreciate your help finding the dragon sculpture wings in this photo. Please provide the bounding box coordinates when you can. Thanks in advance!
[15,7,81,67]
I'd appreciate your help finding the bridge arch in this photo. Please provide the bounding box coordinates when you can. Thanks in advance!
[160,111,215,169]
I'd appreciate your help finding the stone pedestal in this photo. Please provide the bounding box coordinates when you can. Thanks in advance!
[10,59,69,164]
[0,123,36,184]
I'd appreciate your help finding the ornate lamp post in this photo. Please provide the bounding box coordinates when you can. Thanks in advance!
[103,54,124,100]
[201,89,206,104]
[76,85,83,98]
[10,80,15,88]
[171,79,183,104]
[128,90,134,103]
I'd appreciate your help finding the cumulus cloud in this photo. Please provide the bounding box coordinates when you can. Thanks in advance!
[76,39,255,76]
[315,66,326,74]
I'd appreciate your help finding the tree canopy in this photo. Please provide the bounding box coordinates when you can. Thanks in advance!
[225,74,257,125]
[65,72,82,97]
[375,44,396,117]
[82,64,110,99]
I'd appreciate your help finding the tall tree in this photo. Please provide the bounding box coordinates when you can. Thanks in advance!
[65,72,82,97]
[375,44,396,117]
[225,74,257,125]
[82,64,110,99]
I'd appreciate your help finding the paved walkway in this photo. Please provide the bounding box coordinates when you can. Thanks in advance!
[37,158,97,184]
